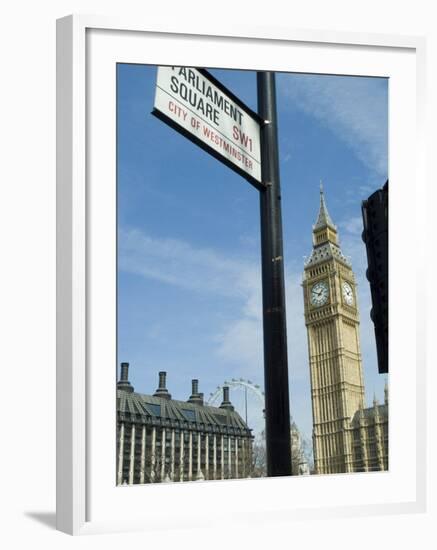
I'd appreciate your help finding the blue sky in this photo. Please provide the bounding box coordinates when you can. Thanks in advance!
[117,64,388,444]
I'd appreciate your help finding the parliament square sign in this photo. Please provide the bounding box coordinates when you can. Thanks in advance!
[153,66,262,187]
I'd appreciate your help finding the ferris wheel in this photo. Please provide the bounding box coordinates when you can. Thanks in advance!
[208,378,312,472]
[206,378,265,426]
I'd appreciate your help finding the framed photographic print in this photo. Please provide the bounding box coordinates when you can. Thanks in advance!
[56,15,426,535]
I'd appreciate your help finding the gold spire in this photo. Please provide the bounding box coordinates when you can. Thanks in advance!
[312,182,338,246]
[314,180,336,231]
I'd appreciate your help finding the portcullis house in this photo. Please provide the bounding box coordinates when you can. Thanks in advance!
[116,364,253,484]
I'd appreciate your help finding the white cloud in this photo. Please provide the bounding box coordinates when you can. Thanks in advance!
[215,318,263,370]
[338,216,363,236]
[119,228,309,383]
[119,227,259,302]
[284,271,309,380]
[278,74,388,177]
[119,228,263,373]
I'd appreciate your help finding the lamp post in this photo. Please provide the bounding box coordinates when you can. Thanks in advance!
[257,71,292,477]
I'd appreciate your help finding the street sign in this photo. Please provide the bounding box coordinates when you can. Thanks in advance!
[153,66,263,188]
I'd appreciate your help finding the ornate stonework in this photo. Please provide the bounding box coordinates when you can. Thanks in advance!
[303,185,388,474]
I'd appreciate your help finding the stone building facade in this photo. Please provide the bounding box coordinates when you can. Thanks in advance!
[350,391,389,472]
[302,185,388,475]
[116,364,253,485]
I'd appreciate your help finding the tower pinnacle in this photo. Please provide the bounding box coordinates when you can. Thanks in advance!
[314,180,336,231]
[309,182,341,251]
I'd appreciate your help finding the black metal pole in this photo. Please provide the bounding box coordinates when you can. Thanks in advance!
[257,71,292,477]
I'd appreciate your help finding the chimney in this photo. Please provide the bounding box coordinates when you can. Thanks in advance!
[153,371,172,400]
[188,379,203,405]
[117,362,134,393]
[220,386,234,411]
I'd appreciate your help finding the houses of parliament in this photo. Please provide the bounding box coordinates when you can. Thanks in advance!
[303,185,388,474]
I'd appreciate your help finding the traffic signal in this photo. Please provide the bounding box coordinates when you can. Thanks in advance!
[361,181,388,374]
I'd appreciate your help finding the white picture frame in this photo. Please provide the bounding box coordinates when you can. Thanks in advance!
[56,14,427,535]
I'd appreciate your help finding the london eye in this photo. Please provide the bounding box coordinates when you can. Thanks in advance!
[207,378,312,475]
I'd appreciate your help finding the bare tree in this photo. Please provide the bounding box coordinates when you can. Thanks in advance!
[249,436,266,477]
[247,425,313,477]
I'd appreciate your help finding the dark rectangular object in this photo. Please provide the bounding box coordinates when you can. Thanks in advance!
[361,181,388,374]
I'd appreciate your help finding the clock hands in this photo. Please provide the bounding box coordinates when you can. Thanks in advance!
[342,283,354,305]
[311,282,328,307]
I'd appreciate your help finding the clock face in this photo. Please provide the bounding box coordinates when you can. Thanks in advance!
[310,281,329,307]
[342,281,354,306]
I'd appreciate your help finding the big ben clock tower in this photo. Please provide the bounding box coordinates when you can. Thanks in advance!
[303,184,365,474]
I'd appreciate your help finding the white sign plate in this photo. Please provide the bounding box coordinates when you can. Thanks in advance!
[153,66,262,186]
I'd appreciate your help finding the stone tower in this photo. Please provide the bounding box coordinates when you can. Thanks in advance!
[303,184,365,474]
